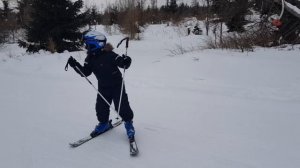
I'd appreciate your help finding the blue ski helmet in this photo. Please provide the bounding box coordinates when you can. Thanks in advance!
[83,31,107,52]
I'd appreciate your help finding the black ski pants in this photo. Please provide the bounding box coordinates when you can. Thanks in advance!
[95,84,134,123]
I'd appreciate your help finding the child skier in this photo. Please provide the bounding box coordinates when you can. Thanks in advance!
[67,31,135,141]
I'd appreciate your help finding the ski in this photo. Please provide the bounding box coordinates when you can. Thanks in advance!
[69,120,122,148]
[129,138,139,156]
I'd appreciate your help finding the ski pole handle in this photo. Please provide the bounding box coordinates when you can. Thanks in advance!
[125,37,129,48]
[65,56,77,71]
[117,37,129,49]
[65,59,70,71]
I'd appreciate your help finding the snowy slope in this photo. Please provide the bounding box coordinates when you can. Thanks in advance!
[0,25,300,168]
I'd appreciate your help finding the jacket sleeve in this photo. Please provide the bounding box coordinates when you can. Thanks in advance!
[73,56,93,77]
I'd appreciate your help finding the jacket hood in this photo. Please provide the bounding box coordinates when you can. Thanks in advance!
[103,43,114,52]
[87,43,114,55]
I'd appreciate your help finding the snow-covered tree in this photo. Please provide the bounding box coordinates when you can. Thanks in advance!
[20,0,89,53]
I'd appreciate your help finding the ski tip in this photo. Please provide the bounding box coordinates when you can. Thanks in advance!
[130,151,139,156]
[69,141,83,148]
[69,143,77,148]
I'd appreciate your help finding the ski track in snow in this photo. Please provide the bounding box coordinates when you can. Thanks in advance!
[0,24,300,168]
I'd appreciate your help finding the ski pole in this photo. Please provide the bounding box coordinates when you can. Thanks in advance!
[116,37,129,120]
[65,60,121,119]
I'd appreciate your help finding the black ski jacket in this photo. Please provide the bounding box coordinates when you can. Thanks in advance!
[74,44,129,88]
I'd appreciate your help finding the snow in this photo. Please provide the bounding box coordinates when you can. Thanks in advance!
[0,0,17,10]
[1,24,300,168]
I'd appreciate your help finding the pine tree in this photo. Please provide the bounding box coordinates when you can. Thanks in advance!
[20,0,89,53]
[17,0,33,28]
[169,0,178,13]
[0,1,5,45]
[0,0,11,44]
[2,0,11,19]
[212,0,248,32]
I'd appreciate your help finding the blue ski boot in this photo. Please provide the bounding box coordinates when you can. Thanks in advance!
[124,120,135,140]
[90,121,112,138]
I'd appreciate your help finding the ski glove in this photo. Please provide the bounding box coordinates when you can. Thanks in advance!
[122,54,132,69]
[68,56,78,68]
